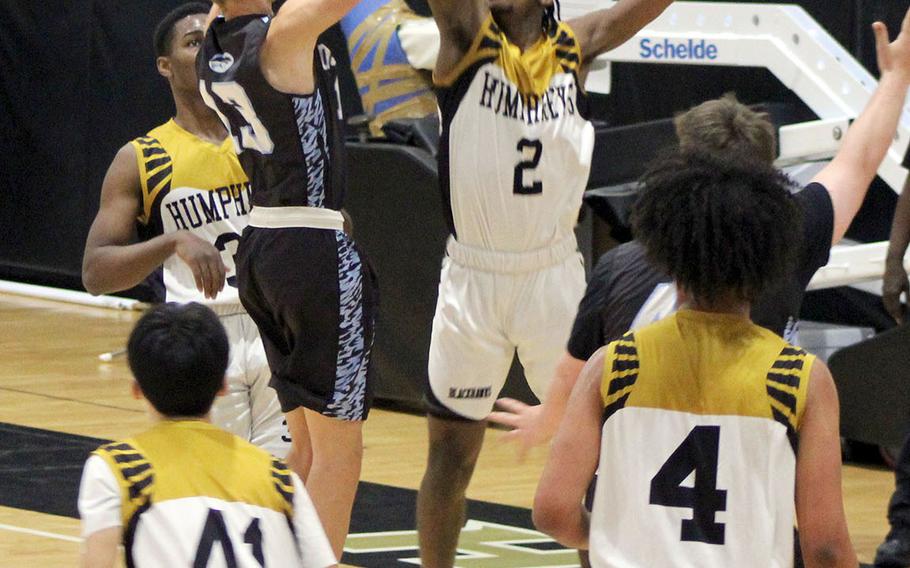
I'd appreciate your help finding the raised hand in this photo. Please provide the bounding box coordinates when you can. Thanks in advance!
[873,7,910,82]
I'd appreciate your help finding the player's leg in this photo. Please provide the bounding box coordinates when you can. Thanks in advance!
[418,259,513,567]
[284,406,313,480]
[417,416,486,568]
[210,313,253,441]
[302,409,364,558]
[245,315,292,459]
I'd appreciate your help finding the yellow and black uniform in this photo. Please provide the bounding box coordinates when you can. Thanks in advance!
[589,310,812,568]
[131,120,288,455]
[78,421,334,567]
[132,118,251,308]
[426,15,592,420]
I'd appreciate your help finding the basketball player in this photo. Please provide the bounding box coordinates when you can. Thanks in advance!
[82,2,289,457]
[534,152,857,568]
[198,0,377,558]
[416,0,673,564]
[491,8,910,462]
[78,302,336,568]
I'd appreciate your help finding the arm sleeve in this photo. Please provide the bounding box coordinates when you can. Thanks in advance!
[566,253,614,361]
[292,473,337,568]
[78,455,123,538]
[794,183,835,287]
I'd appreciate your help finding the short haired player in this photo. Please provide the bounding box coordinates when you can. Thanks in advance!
[82,2,289,457]
[534,152,857,568]
[78,302,335,568]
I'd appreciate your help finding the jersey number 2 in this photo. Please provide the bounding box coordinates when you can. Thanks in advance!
[648,425,727,545]
[194,509,264,567]
[513,138,543,195]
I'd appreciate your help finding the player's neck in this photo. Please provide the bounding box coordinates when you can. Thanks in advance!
[221,0,273,20]
[676,286,751,317]
[494,14,545,52]
[173,95,228,145]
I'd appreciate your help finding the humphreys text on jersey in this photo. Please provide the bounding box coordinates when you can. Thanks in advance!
[164,183,253,231]
[478,71,577,125]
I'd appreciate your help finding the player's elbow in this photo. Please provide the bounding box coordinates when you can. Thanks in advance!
[801,541,857,568]
[81,256,108,296]
[532,495,580,546]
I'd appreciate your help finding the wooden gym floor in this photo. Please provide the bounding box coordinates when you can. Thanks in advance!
[0,292,896,566]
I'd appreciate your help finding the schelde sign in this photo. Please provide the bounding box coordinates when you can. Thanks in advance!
[639,38,719,61]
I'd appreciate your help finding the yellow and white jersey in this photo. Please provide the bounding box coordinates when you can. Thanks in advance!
[131,119,251,308]
[78,421,334,568]
[590,310,813,568]
[435,16,595,252]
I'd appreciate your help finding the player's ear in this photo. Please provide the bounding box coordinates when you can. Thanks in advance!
[216,377,228,397]
[157,56,172,79]
[131,381,144,401]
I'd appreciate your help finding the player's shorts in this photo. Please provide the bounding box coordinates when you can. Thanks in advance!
[236,224,378,421]
[426,234,585,421]
[209,309,291,458]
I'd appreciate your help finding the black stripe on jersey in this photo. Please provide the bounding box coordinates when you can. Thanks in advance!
[121,463,152,479]
[479,35,501,51]
[603,392,631,421]
[613,343,637,356]
[271,458,295,509]
[146,164,173,192]
[142,146,167,158]
[128,474,154,501]
[607,374,638,396]
[770,406,798,452]
[134,137,156,147]
[767,372,800,388]
[780,346,806,357]
[111,452,145,464]
[101,442,135,453]
[771,358,804,371]
[555,30,575,47]
[124,500,152,568]
[767,385,797,415]
[555,49,580,64]
[611,358,639,373]
[145,156,171,171]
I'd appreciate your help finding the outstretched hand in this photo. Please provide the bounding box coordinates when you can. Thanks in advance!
[874,7,910,82]
[488,398,554,463]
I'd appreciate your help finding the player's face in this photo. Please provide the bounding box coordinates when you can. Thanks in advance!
[159,14,206,91]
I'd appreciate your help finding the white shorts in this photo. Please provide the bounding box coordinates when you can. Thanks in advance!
[211,311,291,458]
[427,236,586,420]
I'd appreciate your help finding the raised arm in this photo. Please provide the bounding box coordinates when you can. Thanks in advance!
[812,10,910,245]
[425,0,486,81]
[884,175,910,323]
[82,144,226,299]
[259,0,361,94]
[569,0,673,63]
[795,360,858,568]
[533,348,606,549]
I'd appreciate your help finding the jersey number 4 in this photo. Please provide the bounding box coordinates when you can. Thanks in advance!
[649,425,728,545]
[194,509,265,567]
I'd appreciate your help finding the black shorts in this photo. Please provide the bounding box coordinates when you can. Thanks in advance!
[236,226,378,421]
